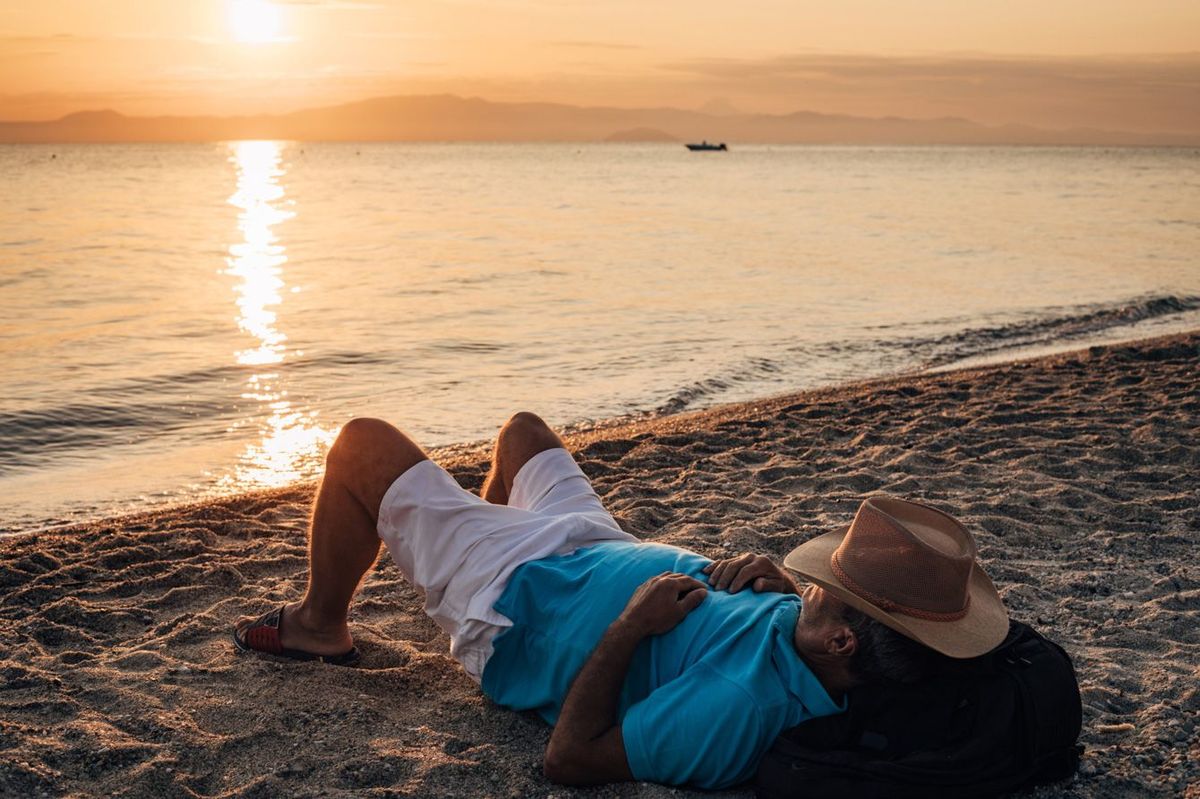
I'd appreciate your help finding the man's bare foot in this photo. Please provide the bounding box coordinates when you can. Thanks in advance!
[235,602,354,657]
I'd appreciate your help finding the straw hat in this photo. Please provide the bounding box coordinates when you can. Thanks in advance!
[783,496,1008,659]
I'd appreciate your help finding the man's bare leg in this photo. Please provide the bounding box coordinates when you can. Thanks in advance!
[236,417,427,655]
[481,411,566,505]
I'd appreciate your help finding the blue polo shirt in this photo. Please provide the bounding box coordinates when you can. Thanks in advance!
[479,541,845,789]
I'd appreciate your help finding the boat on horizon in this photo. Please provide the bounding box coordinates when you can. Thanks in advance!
[685,141,727,151]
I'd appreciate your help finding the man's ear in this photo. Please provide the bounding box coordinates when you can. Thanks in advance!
[826,625,857,658]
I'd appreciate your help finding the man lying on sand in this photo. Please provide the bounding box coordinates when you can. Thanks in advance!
[234,412,1009,789]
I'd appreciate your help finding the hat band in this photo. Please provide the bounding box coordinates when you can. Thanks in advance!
[830,551,971,622]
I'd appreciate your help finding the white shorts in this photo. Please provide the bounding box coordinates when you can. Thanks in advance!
[375,447,638,681]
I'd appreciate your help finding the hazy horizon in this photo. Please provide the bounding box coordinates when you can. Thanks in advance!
[2,1,1198,137]
[5,91,1198,146]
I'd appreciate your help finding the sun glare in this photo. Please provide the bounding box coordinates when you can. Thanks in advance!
[220,140,336,492]
[229,0,283,44]
[227,140,291,366]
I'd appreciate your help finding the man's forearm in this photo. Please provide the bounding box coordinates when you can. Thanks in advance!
[545,572,706,785]
[544,619,642,781]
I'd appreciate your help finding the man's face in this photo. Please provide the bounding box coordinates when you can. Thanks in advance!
[793,583,852,656]
[799,583,847,625]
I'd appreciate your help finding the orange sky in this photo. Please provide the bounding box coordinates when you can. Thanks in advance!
[2,1,1198,132]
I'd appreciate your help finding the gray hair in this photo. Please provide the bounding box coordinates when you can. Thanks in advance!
[842,606,945,685]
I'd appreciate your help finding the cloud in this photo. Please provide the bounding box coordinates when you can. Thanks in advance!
[0,33,94,43]
[546,40,641,51]
[659,52,1200,91]
[345,31,434,40]
[655,52,1200,133]
[275,1,383,8]
[0,32,217,46]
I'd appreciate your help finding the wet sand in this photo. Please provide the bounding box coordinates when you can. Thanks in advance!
[1,332,1197,798]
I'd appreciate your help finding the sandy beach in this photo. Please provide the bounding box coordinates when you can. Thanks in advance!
[1,331,1196,798]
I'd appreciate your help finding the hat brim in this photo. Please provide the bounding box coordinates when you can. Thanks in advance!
[783,526,1009,659]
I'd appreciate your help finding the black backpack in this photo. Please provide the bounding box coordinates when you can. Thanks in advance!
[755,620,1083,799]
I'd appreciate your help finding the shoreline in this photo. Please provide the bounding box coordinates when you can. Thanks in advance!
[1,330,1197,797]
[11,327,1199,541]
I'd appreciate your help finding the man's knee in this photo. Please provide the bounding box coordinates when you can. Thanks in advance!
[327,417,427,512]
[327,417,407,473]
[503,411,550,434]
[499,411,561,450]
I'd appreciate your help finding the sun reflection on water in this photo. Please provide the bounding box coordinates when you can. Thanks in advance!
[227,140,290,366]
[222,141,335,490]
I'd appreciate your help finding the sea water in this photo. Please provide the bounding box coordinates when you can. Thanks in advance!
[1,143,1198,532]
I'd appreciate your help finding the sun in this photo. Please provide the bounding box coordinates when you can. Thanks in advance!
[229,0,283,44]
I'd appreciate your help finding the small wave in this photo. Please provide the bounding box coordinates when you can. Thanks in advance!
[655,356,783,415]
[0,349,386,473]
[94,350,388,396]
[913,293,1200,367]
[288,350,390,370]
[0,397,229,473]
[424,340,505,354]
[651,293,1199,417]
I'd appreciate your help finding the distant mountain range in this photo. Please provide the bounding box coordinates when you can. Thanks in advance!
[1,94,1194,146]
